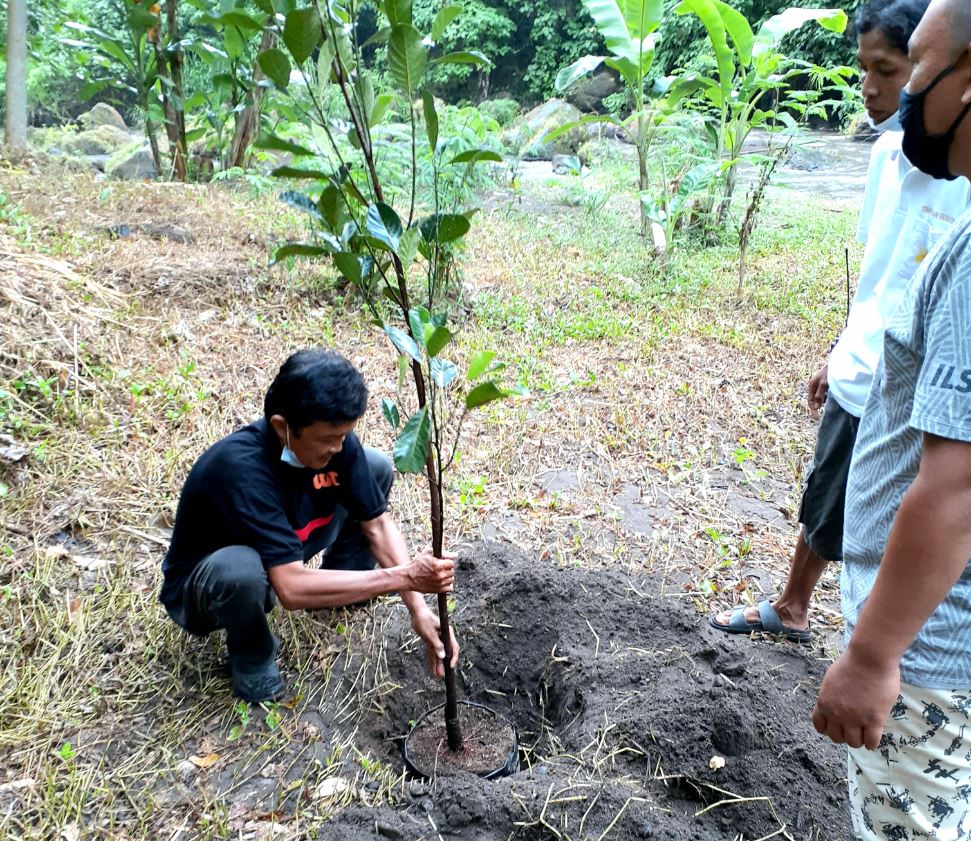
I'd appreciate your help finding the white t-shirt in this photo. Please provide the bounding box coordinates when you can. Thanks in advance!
[827,132,971,417]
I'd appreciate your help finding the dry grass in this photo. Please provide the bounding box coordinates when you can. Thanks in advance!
[0,153,858,839]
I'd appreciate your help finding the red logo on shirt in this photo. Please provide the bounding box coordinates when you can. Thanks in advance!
[313,471,340,490]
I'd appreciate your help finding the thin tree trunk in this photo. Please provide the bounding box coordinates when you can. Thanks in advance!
[165,0,188,178]
[427,456,462,752]
[150,2,186,180]
[4,0,28,157]
[145,115,162,176]
[229,26,275,170]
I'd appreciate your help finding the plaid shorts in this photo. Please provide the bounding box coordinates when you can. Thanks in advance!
[849,681,971,839]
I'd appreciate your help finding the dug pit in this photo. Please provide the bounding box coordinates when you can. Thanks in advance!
[325,541,851,840]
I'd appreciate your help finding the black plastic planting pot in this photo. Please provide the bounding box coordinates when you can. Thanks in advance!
[402,700,520,780]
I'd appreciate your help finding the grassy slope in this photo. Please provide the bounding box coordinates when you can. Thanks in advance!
[0,155,857,839]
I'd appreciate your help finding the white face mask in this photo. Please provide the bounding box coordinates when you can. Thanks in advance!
[281,425,306,469]
[867,110,901,132]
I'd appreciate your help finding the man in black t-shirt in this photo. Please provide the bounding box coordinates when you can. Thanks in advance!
[161,349,457,703]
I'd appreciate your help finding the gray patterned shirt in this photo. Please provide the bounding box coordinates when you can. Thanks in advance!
[842,210,971,689]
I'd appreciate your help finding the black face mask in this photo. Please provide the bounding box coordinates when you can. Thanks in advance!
[899,59,971,181]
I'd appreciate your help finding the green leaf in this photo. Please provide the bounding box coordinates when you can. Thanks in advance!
[258,48,291,89]
[467,351,495,380]
[278,190,323,220]
[356,74,375,126]
[393,406,430,474]
[383,0,412,27]
[384,325,421,362]
[581,0,636,65]
[619,0,665,39]
[381,398,400,430]
[283,7,323,65]
[465,381,505,409]
[398,227,422,271]
[426,326,452,358]
[555,55,607,92]
[128,5,160,31]
[274,243,331,260]
[419,213,470,243]
[422,90,438,153]
[408,308,428,348]
[366,203,403,253]
[318,185,346,229]
[271,165,334,180]
[79,79,110,101]
[369,93,394,127]
[334,252,363,284]
[431,5,461,41]
[430,50,492,68]
[213,10,263,30]
[448,148,502,165]
[363,26,391,47]
[387,24,426,95]
[675,0,734,96]
[754,8,847,57]
[713,0,754,67]
[254,134,314,156]
[430,359,457,387]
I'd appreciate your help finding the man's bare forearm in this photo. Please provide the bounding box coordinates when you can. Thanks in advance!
[268,562,415,610]
[363,514,431,616]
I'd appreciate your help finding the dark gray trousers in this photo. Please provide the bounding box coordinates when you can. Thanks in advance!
[166,448,393,670]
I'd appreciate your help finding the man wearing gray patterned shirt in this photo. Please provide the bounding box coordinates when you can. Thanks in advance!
[812,1,971,836]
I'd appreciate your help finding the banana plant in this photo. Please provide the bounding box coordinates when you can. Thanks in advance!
[672,0,850,220]
[554,0,665,238]
[260,0,519,754]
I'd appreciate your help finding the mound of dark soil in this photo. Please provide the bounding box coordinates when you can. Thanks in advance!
[325,541,851,840]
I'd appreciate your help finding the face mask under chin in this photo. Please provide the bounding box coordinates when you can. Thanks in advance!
[281,425,307,469]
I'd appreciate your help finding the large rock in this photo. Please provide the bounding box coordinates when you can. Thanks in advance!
[106,146,157,180]
[503,98,591,160]
[566,69,622,113]
[80,103,128,132]
[60,125,132,157]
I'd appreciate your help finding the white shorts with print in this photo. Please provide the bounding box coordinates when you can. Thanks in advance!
[849,681,971,839]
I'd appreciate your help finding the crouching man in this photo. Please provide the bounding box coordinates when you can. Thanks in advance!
[159,348,457,703]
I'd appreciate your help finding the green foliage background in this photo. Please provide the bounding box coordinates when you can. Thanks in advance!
[1,0,860,125]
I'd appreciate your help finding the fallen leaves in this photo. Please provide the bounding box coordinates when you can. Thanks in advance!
[189,752,221,769]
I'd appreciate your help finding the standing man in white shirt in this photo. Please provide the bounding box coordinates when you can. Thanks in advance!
[711,0,971,643]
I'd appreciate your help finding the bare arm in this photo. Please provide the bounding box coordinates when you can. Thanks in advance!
[360,514,460,676]
[267,513,453,611]
[813,433,971,749]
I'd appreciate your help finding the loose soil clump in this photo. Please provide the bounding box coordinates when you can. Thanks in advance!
[323,541,851,840]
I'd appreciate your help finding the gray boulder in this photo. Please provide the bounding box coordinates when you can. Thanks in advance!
[84,154,111,172]
[106,146,157,180]
[566,69,622,113]
[61,125,132,157]
[80,103,128,132]
[503,98,591,160]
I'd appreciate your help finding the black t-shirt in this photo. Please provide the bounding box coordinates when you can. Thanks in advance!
[159,419,386,607]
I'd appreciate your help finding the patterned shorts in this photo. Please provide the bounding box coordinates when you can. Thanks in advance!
[849,682,971,839]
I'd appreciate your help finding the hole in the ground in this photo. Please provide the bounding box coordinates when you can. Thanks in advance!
[353,542,854,840]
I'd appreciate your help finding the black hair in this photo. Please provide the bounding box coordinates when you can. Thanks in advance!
[851,0,931,53]
[264,349,368,431]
